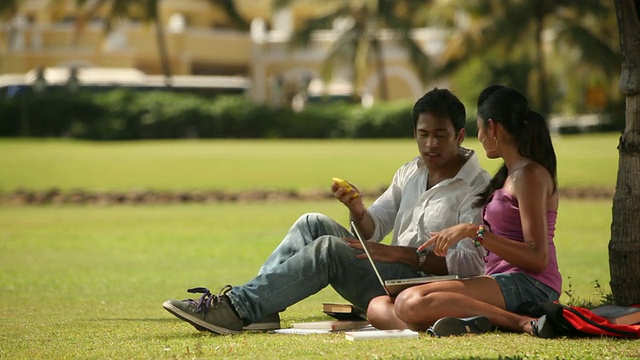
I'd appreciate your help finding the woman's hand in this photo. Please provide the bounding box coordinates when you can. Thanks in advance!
[421,223,476,256]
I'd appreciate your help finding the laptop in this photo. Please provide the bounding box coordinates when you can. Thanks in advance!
[350,220,459,296]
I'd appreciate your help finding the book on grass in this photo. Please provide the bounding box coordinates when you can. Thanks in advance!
[322,302,367,321]
[344,329,419,341]
[291,320,370,331]
[590,304,640,325]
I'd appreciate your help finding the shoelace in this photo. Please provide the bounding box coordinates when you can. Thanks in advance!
[186,285,233,314]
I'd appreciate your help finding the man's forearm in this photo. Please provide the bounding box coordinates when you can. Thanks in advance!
[390,246,449,276]
[421,251,449,275]
[350,209,376,240]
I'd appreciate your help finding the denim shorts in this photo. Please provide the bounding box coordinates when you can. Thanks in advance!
[491,272,559,312]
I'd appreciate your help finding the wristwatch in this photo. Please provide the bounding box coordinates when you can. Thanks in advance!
[416,248,428,270]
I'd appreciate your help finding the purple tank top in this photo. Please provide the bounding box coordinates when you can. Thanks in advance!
[483,188,562,294]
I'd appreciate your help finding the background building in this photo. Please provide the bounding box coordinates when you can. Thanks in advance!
[0,0,442,106]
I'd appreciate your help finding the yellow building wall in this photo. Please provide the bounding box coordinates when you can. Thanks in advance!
[1,0,429,104]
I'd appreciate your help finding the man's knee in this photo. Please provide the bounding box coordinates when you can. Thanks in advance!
[296,212,333,227]
[293,213,341,237]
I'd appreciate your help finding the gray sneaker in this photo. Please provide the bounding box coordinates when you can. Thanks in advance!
[163,285,244,334]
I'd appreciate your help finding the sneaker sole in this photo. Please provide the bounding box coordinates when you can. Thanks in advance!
[243,322,281,331]
[163,300,241,335]
[430,316,492,337]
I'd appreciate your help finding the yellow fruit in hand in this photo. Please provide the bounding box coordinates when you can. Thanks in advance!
[332,177,359,198]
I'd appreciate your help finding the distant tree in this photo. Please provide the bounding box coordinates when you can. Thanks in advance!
[276,0,433,101]
[0,0,20,20]
[431,0,620,116]
[69,0,172,86]
[1,0,23,51]
[609,0,640,305]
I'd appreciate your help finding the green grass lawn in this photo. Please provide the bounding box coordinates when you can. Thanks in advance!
[0,133,619,192]
[1,199,635,359]
[0,135,632,359]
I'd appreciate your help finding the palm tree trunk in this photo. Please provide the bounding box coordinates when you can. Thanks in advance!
[609,0,640,306]
[533,11,549,117]
[371,38,388,101]
[154,7,172,87]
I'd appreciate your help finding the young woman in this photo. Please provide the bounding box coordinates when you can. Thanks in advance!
[366,86,561,337]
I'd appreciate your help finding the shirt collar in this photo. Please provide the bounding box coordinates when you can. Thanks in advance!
[417,147,482,185]
[456,147,482,184]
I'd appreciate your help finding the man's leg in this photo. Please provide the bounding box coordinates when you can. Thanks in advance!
[257,212,352,276]
[164,212,419,333]
[166,236,382,334]
[229,236,420,322]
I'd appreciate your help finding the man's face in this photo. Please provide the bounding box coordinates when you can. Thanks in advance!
[414,113,462,170]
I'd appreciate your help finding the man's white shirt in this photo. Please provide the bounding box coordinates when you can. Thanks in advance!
[367,148,491,278]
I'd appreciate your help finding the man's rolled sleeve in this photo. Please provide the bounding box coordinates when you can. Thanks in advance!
[445,238,486,278]
[368,172,403,243]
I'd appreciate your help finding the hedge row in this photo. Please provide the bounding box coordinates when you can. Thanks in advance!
[0,89,419,140]
[0,89,623,140]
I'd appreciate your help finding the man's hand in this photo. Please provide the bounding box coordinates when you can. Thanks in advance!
[345,238,400,263]
[332,180,365,215]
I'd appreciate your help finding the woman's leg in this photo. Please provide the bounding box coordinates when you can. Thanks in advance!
[367,295,408,330]
[394,276,535,333]
[367,277,502,330]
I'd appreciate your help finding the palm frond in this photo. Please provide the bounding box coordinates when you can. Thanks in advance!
[290,4,350,48]
[437,0,545,75]
[0,0,19,20]
[140,0,159,20]
[554,23,622,77]
[437,19,493,75]
[273,0,294,11]
[555,0,610,16]
[71,0,110,45]
[207,0,249,30]
[382,14,433,83]
[321,29,359,82]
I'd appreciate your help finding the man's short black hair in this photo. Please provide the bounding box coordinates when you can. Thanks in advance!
[412,88,466,132]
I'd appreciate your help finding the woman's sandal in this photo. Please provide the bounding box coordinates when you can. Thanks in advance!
[530,315,556,338]
[427,315,492,337]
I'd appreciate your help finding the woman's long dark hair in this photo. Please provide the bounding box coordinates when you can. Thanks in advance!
[474,87,557,208]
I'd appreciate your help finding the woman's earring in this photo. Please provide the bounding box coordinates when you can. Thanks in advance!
[481,136,498,151]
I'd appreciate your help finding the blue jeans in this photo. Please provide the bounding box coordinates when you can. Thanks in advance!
[227,212,421,322]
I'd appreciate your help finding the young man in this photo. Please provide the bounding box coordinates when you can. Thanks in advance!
[163,88,491,334]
